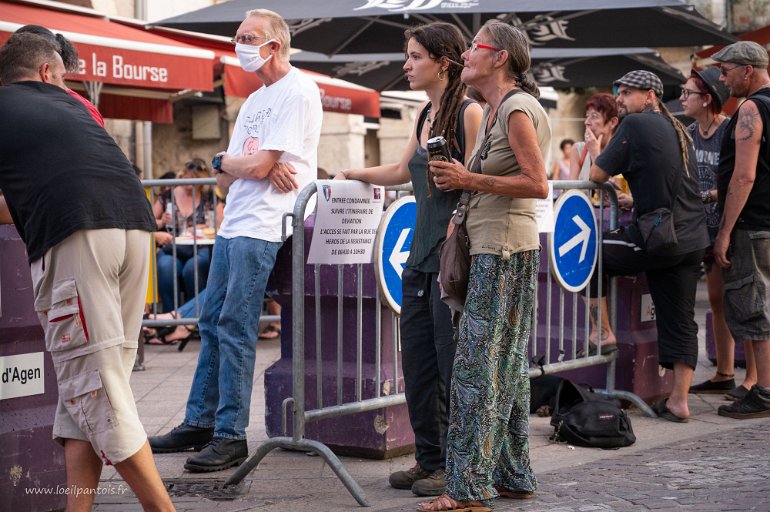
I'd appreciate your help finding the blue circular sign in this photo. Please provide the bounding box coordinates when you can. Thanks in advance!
[548,190,598,292]
[374,196,416,314]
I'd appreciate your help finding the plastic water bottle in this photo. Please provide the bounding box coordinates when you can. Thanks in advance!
[165,202,175,234]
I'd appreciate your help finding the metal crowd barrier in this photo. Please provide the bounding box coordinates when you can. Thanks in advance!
[139,177,279,352]
[224,180,650,506]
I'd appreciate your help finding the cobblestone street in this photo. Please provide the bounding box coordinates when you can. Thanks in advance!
[509,425,769,511]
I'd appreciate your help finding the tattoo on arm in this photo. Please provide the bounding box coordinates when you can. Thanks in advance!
[737,108,759,142]
[484,176,495,188]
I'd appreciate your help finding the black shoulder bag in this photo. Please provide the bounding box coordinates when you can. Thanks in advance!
[550,379,636,449]
[632,164,681,255]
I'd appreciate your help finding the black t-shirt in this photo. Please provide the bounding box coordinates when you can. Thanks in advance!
[596,111,708,254]
[0,82,156,262]
[717,88,770,231]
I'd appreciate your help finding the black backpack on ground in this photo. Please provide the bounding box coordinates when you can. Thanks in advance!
[550,379,636,449]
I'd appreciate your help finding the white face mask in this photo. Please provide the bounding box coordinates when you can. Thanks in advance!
[235,40,275,72]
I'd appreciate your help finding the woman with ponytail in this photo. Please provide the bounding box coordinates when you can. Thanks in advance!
[421,20,551,512]
[336,22,482,497]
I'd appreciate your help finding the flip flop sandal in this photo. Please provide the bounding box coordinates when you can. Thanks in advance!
[153,325,177,340]
[162,326,194,345]
[258,324,281,340]
[494,486,535,499]
[652,398,688,423]
[416,494,491,512]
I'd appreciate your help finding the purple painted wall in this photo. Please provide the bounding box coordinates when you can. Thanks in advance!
[0,225,66,511]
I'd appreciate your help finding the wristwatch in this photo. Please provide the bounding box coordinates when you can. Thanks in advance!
[211,154,224,173]
[701,191,713,204]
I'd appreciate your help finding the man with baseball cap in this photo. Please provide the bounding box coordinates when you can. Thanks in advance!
[587,69,709,422]
[711,41,770,419]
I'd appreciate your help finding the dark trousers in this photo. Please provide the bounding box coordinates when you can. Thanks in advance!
[590,229,704,369]
[400,268,457,471]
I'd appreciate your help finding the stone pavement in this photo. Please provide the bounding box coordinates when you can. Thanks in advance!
[93,280,770,512]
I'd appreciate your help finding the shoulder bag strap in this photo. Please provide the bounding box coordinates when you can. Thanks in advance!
[669,142,685,212]
[416,102,432,142]
[579,144,589,169]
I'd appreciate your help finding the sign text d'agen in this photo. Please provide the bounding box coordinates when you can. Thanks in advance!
[77,52,168,83]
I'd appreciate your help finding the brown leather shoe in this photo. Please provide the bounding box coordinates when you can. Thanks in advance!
[411,469,446,497]
[389,463,431,490]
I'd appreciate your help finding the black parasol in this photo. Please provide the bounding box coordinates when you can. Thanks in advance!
[153,0,735,55]
[290,47,687,92]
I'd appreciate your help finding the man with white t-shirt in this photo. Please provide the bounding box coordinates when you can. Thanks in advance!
[149,9,323,472]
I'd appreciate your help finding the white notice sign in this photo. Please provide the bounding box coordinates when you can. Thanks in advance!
[308,180,385,264]
[0,352,45,400]
[536,182,555,233]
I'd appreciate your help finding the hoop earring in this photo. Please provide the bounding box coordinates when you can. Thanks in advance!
[437,70,446,81]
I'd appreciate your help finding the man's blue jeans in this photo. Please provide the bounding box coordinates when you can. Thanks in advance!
[183,236,281,440]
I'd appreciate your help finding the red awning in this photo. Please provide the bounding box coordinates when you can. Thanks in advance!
[0,1,215,122]
[696,25,770,61]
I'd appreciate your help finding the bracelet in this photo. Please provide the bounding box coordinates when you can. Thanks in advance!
[701,191,713,204]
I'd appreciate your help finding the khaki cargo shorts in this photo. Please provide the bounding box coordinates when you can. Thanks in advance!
[30,229,151,465]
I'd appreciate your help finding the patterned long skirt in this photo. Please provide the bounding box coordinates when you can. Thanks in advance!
[445,251,538,502]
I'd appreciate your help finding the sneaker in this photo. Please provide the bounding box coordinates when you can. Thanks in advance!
[718,386,770,419]
[689,378,735,394]
[184,438,248,472]
[149,423,214,453]
[724,385,750,401]
[411,469,446,497]
[389,463,431,490]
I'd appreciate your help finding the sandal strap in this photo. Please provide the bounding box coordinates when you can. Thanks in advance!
[418,494,486,511]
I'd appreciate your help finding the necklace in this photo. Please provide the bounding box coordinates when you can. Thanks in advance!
[699,116,716,137]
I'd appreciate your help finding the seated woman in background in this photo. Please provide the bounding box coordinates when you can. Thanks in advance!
[154,158,215,312]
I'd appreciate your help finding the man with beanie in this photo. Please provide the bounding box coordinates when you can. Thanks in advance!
[588,70,709,422]
[711,41,770,419]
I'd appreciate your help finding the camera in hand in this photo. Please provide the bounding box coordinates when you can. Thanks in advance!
[427,136,451,163]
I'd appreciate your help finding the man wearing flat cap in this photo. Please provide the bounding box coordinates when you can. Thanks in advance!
[587,70,709,423]
[711,41,770,419]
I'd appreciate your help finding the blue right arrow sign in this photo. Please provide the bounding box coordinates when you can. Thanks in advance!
[548,190,598,293]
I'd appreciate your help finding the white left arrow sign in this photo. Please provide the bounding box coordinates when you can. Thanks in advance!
[558,215,591,263]
[389,228,411,278]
